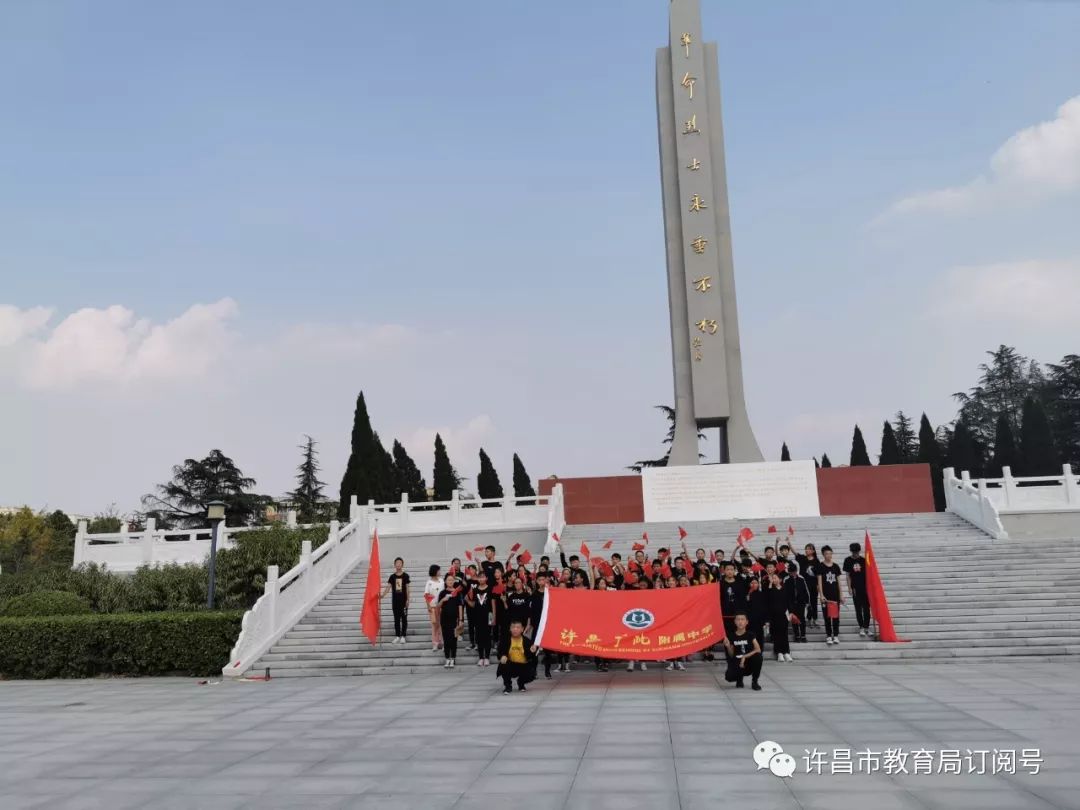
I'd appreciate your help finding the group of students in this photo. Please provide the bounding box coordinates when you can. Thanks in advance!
[382,539,875,693]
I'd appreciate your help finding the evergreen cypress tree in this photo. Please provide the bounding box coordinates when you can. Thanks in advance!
[372,432,399,503]
[849,426,872,467]
[337,392,379,519]
[432,433,462,503]
[476,448,505,506]
[947,419,983,478]
[893,411,918,462]
[813,457,820,469]
[781,442,791,462]
[512,453,536,499]
[1018,396,1060,476]
[879,421,902,465]
[917,414,946,511]
[821,453,833,468]
[288,435,325,523]
[988,413,1020,478]
[392,440,428,503]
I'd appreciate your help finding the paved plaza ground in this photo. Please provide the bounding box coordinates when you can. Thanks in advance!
[1,661,1078,810]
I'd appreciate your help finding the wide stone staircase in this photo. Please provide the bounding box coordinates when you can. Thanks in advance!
[250,513,1080,676]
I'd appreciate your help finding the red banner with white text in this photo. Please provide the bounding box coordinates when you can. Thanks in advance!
[535,585,723,661]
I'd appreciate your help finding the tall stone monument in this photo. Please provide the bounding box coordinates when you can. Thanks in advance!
[657,0,762,465]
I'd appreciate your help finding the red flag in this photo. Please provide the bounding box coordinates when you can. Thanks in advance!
[598,561,615,579]
[709,551,717,564]
[737,527,754,547]
[519,549,533,565]
[628,560,641,572]
[474,545,485,552]
[451,585,463,597]
[659,549,670,560]
[580,542,591,560]
[681,558,694,577]
[864,532,908,643]
[510,542,521,553]
[751,562,764,574]
[767,525,777,534]
[624,569,639,585]
[678,526,688,540]
[660,562,673,579]
[787,526,795,537]
[551,532,560,544]
[642,532,649,544]
[492,583,506,595]
[602,540,613,550]
[464,550,473,561]
[360,530,382,645]
[632,542,646,552]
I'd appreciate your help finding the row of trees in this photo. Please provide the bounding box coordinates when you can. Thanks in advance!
[777,347,1079,511]
[0,507,123,575]
[335,392,536,520]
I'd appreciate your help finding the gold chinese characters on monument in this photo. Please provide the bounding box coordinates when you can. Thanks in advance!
[683,115,699,135]
[680,33,692,57]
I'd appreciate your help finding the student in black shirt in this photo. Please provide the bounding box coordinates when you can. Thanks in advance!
[787,562,811,644]
[505,577,532,630]
[723,612,762,690]
[747,577,768,648]
[529,573,555,678]
[719,562,748,640]
[467,574,495,666]
[817,545,845,645]
[796,543,821,627]
[381,557,411,644]
[559,551,591,588]
[843,542,871,635]
[480,545,504,585]
[765,572,794,662]
[436,574,464,668]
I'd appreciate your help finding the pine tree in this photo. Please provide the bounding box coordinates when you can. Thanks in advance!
[476,448,505,506]
[893,411,918,462]
[813,457,820,469]
[917,414,946,511]
[392,440,428,503]
[947,419,984,478]
[1046,355,1080,469]
[337,392,380,519]
[879,421,902,465]
[512,453,536,499]
[371,432,399,503]
[288,435,325,523]
[988,412,1020,478]
[432,433,463,502]
[821,453,833,468]
[1018,397,1060,476]
[781,442,791,462]
[849,426,872,467]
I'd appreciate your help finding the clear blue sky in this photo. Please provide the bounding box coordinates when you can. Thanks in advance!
[2,0,1079,514]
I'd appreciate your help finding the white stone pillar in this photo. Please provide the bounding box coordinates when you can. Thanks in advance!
[1002,467,1014,508]
[286,510,297,529]
[265,565,280,630]
[142,518,157,565]
[1063,464,1078,506]
[74,520,88,567]
[400,493,410,529]
[450,490,460,527]
[299,540,313,601]
[349,495,359,523]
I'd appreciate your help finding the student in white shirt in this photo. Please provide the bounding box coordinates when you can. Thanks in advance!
[424,565,444,651]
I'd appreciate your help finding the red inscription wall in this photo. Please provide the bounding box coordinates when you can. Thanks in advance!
[541,465,936,524]
[539,476,644,525]
[815,464,935,516]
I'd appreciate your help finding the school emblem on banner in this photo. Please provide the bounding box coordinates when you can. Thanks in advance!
[622,608,655,630]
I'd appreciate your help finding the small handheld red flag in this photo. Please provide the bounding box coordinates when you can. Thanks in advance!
[519,549,533,565]
[681,558,694,577]
[551,532,560,544]
[826,600,840,620]
[767,525,777,534]
[580,542,591,560]
[492,583,506,595]
[632,542,646,551]
[660,562,673,579]
[424,592,434,605]
[510,542,521,553]
[598,561,615,579]
[678,526,688,540]
[787,526,795,537]
[751,562,764,574]
[659,548,670,560]
[602,540,613,550]
[451,585,463,597]
[709,551,717,563]
[623,569,639,585]
[642,532,649,544]
[628,560,641,573]
[737,527,754,547]
[464,550,473,561]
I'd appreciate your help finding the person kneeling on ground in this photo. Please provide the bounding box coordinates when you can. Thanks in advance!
[723,612,763,691]
[497,619,538,694]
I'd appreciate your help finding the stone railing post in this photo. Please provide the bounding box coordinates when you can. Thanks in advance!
[450,490,461,526]
[142,518,157,565]
[328,519,340,545]
[349,495,359,523]
[942,467,955,510]
[299,540,313,600]
[1063,464,1078,506]
[401,493,410,529]
[1002,466,1014,508]
[286,510,297,529]
[501,494,514,526]
[74,520,88,566]
[265,565,280,629]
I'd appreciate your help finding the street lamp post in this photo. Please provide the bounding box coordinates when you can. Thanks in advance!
[206,501,226,610]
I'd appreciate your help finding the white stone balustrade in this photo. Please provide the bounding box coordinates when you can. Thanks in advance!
[944,464,1079,540]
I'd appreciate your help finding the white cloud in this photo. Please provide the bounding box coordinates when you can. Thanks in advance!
[933,258,1080,327]
[14,299,238,389]
[886,94,1080,217]
[0,305,52,347]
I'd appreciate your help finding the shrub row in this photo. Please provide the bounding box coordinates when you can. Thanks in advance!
[0,590,91,617]
[0,611,244,678]
[0,526,327,614]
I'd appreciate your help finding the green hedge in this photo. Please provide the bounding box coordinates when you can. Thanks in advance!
[0,590,91,617]
[0,611,244,678]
